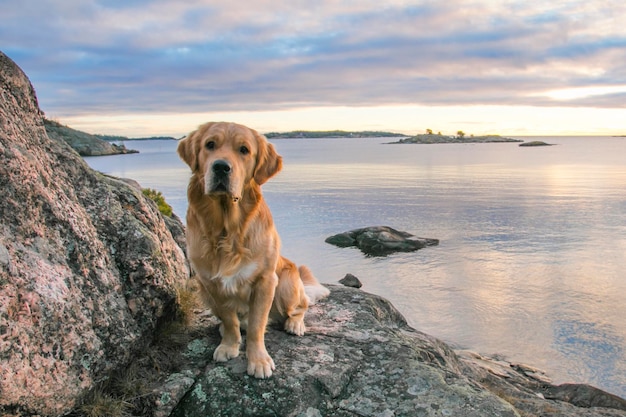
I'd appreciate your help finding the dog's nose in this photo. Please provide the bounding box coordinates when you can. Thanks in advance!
[212,160,231,175]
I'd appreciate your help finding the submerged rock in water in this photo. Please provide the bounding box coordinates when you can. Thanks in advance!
[519,140,554,147]
[325,226,439,256]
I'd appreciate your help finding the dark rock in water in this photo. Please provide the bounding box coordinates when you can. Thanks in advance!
[169,286,626,417]
[326,226,439,256]
[339,273,362,288]
[519,140,554,147]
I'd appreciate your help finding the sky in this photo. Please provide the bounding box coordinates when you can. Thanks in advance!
[2,0,626,137]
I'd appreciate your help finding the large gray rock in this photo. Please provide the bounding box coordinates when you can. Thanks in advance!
[168,285,626,417]
[0,51,188,416]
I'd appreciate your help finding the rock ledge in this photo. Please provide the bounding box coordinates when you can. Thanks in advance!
[168,285,626,417]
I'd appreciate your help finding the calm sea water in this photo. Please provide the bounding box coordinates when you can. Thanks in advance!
[85,136,626,398]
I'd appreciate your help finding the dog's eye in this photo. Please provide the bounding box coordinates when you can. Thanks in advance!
[239,145,250,155]
[205,141,216,150]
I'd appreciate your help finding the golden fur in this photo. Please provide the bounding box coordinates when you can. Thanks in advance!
[177,121,329,378]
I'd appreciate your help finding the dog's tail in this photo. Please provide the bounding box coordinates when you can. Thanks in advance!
[298,265,330,304]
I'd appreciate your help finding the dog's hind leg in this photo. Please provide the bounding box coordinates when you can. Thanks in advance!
[274,258,309,336]
[284,300,308,336]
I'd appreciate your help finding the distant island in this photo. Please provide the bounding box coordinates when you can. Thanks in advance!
[265,130,407,139]
[389,130,523,144]
[44,119,182,156]
[95,134,178,141]
[44,119,139,156]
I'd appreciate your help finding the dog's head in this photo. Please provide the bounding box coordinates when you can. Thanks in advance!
[177,122,282,201]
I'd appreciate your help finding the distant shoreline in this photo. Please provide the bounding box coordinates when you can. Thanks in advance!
[265,130,406,139]
[98,135,179,142]
[388,134,523,144]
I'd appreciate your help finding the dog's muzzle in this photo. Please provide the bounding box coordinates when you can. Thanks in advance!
[210,160,231,192]
[208,159,240,202]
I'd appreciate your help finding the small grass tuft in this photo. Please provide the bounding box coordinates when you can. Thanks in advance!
[142,188,173,217]
[77,389,133,417]
[175,279,200,326]
[107,362,150,401]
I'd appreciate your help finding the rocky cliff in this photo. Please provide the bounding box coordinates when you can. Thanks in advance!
[0,51,188,416]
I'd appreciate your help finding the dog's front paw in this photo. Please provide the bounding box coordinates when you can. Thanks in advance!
[285,317,306,336]
[213,343,240,362]
[247,349,275,378]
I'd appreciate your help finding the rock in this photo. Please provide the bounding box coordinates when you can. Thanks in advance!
[458,350,626,416]
[0,51,189,416]
[519,140,554,147]
[44,118,139,156]
[163,212,189,257]
[326,226,439,256]
[545,384,626,411]
[112,176,187,255]
[339,273,362,288]
[168,285,626,417]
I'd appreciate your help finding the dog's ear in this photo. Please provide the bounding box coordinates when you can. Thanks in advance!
[177,133,197,170]
[253,132,283,185]
[178,123,213,171]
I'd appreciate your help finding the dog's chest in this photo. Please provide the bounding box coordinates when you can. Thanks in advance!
[216,262,258,294]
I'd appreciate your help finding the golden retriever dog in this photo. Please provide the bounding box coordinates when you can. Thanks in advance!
[177,121,329,378]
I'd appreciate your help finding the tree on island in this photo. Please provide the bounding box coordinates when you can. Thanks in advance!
[457,130,466,139]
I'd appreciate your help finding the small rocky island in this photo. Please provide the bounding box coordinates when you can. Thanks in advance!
[390,131,523,144]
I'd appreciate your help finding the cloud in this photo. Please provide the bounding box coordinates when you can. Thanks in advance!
[2,0,626,121]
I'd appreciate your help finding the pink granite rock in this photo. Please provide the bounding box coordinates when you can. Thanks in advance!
[0,51,188,416]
